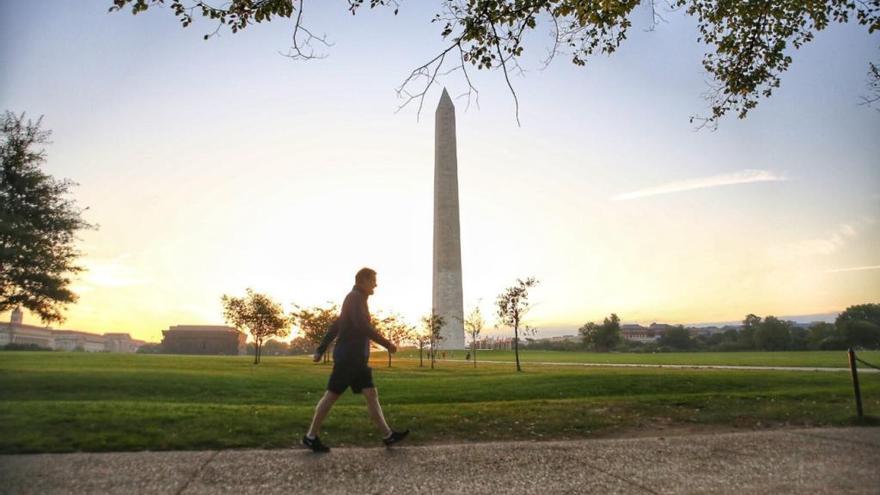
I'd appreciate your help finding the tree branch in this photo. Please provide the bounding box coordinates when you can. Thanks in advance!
[489,21,521,127]
[280,0,333,60]
[394,41,479,120]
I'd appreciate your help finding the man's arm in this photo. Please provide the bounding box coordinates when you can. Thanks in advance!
[350,295,395,351]
[313,320,340,361]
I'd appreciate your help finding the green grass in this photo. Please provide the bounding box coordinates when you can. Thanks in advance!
[1,351,878,454]
[390,349,880,368]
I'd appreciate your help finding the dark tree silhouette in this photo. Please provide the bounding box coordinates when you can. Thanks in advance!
[837,303,880,349]
[291,302,338,363]
[580,313,621,352]
[659,325,693,351]
[1,112,95,323]
[754,316,793,351]
[222,288,290,364]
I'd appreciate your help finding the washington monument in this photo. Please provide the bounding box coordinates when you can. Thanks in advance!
[433,89,465,350]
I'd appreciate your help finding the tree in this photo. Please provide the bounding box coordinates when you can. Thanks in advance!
[496,277,538,372]
[464,305,484,368]
[739,314,762,349]
[412,326,431,368]
[291,302,338,363]
[288,336,313,354]
[375,312,413,367]
[807,322,839,350]
[659,325,693,351]
[579,313,621,352]
[841,320,880,349]
[754,316,792,351]
[788,326,809,350]
[221,288,290,364]
[720,328,740,345]
[836,303,880,349]
[1,112,95,323]
[422,312,445,369]
[579,322,597,349]
[110,1,880,128]
[261,338,289,356]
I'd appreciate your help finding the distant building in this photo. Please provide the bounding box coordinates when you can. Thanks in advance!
[104,333,144,353]
[620,324,659,343]
[688,326,723,337]
[161,325,246,355]
[0,308,55,348]
[470,336,516,350]
[648,323,675,334]
[0,308,146,352]
[53,330,108,352]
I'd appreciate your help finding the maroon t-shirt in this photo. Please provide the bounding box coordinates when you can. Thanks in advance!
[316,286,392,365]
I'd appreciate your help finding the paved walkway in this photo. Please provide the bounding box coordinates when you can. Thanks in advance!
[2,428,878,494]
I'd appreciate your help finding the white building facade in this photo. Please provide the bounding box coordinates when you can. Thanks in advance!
[0,308,145,352]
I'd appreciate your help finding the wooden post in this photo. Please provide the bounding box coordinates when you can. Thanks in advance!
[848,348,864,418]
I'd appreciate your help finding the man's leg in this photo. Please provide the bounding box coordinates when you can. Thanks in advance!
[362,387,392,437]
[307,390,340,438]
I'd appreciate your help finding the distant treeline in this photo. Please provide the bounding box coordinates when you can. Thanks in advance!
[530,303,880,353]
[134,303,880,355]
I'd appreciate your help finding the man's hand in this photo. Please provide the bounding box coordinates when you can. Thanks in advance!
[387,343,398,354]
[312,352,322,363]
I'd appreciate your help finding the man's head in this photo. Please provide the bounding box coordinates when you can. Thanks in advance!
[355,267,377,295]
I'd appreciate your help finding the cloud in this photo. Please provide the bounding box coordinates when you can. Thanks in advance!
[769,217,875,264]
[787,223,861,257]
[81,255,149,288]
[824,265,880,274]
[612,169,788,201]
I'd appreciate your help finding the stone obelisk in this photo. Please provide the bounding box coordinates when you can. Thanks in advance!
[433,88,465,350]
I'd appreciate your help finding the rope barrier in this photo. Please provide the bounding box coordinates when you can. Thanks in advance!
[855,357,880,371]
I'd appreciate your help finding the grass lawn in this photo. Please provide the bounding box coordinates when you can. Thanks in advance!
[1,351,878,454]
[389,349,880,368]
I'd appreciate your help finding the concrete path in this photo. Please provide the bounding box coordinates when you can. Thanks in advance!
[2,428,878,494]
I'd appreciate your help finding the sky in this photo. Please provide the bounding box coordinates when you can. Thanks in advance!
[1,1,878,342]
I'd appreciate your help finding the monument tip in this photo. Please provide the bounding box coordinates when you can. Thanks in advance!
[438,87,454,110]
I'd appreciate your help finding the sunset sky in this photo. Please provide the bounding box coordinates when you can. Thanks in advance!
[2,1,878,342]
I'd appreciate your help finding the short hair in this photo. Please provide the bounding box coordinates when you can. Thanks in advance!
[355,267,377,284]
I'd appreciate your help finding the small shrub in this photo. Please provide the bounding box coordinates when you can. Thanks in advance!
[3,343,52,352]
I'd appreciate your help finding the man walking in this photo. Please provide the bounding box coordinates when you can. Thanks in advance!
[302,267,409,453]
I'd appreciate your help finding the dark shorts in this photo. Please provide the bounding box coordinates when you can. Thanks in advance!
[327,362,374,395]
